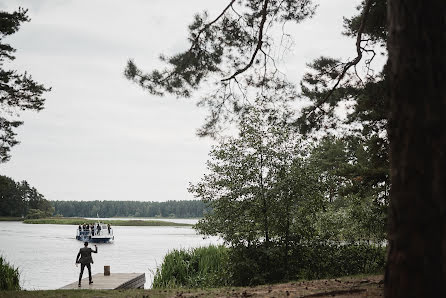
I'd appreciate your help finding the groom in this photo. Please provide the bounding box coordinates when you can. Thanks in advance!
[75,242,98,287]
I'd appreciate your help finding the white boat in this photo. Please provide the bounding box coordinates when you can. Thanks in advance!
[76,222,114,243]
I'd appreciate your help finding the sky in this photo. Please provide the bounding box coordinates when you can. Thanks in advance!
[0,0,361,202]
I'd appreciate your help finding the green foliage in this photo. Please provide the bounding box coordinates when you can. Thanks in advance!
[230,242,385,286]
[152,245,230,288]
[52,200,205,218]
[0,175,53,218]
[25,209,52,219]
[290,242,386,280]
[0,8,50,162]
[0,256,20,291]
[186,114,387,287]
[191,111,323,246]
[309,136,388,243]
[152,243,385,288]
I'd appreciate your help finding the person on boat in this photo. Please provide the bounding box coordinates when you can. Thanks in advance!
[75,242,98,287]
[90,224,95,236]
[107,224,111,234]
[96,223,101,235]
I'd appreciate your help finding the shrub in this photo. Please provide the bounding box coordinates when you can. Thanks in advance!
[25,209,52,219]
[152,242,385,288]
[0,256,20,290]
[230,241,386,285]
[152,245,230,288]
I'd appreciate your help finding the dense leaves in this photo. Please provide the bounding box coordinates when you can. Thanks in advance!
[191,111,323,248]
[153,244,385,287]
[0,8,50,162]
[0,175,53,218]
[188,111,387,284]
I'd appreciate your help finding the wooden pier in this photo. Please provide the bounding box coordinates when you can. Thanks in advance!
[60,273,145,290]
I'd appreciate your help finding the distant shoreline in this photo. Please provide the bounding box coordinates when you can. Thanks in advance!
[0,217,22,221]
[0,217,193,226]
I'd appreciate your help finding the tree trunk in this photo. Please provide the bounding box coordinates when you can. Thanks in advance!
[385,1,446,297]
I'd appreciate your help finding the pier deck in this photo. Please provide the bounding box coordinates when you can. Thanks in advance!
[60,273,145,290]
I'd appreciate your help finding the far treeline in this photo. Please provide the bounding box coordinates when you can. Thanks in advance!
[51,200,205,218]
[0,175,54,219]
[0,175,205,219]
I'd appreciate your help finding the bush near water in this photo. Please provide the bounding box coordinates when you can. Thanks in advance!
[0,256,20,291]
[153,244,385,288]
[153,245,230,288]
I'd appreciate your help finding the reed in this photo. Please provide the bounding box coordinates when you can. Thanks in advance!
[0,256,20,290]
[152,245,229,288]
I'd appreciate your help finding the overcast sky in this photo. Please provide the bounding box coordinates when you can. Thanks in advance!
[0,0,360,202]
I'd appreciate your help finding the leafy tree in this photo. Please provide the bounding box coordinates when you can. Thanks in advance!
[0,8,50,163]
[308,136,387,243]
[0,175,52,217]
[126,0,446,294]
[190,110,322,250]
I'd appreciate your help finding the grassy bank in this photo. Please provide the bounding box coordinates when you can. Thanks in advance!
[153,244,385,288]
[0,217,22,221]
[22,217,192,226]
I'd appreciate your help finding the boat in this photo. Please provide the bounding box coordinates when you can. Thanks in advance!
[76,222,114,243]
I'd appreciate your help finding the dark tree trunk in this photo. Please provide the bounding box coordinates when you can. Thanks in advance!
[385,0,446,297]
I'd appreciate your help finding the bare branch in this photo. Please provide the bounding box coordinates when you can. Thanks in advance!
[308,0,373,114]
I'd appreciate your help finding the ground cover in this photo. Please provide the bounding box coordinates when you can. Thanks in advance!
[0,274,384,297]
[22,217,192,226]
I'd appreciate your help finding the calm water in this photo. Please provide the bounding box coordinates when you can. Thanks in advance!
[0,221,219,290]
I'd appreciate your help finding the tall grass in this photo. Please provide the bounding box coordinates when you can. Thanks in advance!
[0,256,20,290]
[152,245,230,288]
[152,242,385,288]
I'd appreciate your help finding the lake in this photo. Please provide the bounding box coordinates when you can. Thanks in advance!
[0,220,220,290]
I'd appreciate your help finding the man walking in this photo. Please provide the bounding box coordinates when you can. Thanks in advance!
[75,242,98,287]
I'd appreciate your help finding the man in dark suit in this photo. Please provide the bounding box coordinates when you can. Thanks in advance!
[75,242,98,287]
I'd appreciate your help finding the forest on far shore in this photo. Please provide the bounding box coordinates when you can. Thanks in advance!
[52,200,205,218]
[0,174,205,219]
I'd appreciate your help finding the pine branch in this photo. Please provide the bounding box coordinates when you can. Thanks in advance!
[221,0,270,82]
[308,0,373,116]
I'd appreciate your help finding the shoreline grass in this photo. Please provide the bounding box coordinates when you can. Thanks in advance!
[22,217,192,226]
[0,217,23,221]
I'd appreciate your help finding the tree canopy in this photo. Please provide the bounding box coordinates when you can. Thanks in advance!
[0,175,53,218]
[125,0,446,294]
